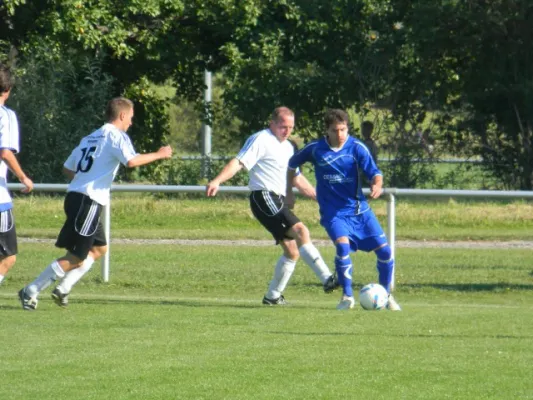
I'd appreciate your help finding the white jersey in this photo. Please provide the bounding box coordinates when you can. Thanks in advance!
[64,123,137,205]
[0,106,20,206]
[236,129,296,196]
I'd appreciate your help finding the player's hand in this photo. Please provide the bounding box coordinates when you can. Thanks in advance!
[369,184,383,199]
[206,180,220,197]
[20,176,33,193]
[158,145,173,159]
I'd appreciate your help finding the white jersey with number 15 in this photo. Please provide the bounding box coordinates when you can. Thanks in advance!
[64,123,137,206]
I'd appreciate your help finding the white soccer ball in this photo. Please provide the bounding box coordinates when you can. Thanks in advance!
[359,283,389,310]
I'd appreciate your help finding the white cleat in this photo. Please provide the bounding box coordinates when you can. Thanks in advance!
[387,294,402,311]
[336,295,355,310]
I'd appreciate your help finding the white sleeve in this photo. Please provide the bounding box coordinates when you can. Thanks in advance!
[111,132,138,165]
[236,133,264,171]
[0,108,20,153]
[63,149,77,171]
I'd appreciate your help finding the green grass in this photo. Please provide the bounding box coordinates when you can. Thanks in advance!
[12,195,533,240]
[1,243,533,399]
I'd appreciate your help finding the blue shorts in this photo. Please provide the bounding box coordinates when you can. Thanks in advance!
[321,209,388,252]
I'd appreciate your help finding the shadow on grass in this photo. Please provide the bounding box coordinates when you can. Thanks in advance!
[263,331,533,340]
[302,282,533,292]
[400,282,533,291]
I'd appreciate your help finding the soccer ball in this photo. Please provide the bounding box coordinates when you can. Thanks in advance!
[359,283,389,310]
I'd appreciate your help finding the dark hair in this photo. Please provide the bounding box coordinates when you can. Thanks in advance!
[0,64,15,94]
[361,121,374,136]
[324,109,349,128]
[105,97,134,122]
[271,106,294,122]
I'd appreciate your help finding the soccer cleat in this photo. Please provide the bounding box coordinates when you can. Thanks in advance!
[387,294,402,311]
[18,288,38,311]
[262,295,288,306]
[336,295,355,310]
[51,287,69,308]
[323,273,339,294]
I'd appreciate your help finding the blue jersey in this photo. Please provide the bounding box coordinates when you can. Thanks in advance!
[288,135,382,221]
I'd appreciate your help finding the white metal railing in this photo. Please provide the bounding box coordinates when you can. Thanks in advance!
[8,184,533,285]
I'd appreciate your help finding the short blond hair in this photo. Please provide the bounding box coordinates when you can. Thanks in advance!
[271,106,294,122]
[105,97,134,122]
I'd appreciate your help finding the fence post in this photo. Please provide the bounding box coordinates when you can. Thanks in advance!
[386,193,396,290]
[102,199,111,283]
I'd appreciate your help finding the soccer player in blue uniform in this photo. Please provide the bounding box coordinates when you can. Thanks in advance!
[287,109,401,310]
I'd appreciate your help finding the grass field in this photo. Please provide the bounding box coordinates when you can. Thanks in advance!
[1,196,533,399]
[12,195,533,240]
[1,241,533,400]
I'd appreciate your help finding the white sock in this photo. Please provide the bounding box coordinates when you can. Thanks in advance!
[57,256,95,294]
[299,243,331,284]
[266,256,297,300]
[26,261,66,297]
[0,274,4,284]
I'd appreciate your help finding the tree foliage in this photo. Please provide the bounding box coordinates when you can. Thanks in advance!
[2,0,533,188]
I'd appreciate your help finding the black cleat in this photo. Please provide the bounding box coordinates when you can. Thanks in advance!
[262,295,288,306]
[51,288,69,308]
[18,288,38,311]
[323,273,339,293]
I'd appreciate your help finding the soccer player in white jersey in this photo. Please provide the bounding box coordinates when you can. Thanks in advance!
[206,107,337,305]
[18,97,172,310]
[0,64,34,290]
[288,109,401,311]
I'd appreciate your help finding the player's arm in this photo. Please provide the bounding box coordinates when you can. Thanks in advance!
[292,172,316,201]
[0,148,33,193]
[62,167,76,181]
[126,145,172,168]
[357,143,383,199]
[206,158,244,197]
[286,143,314,207]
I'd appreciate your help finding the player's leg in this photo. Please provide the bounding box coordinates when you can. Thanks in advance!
[334,238,355,310]
[263,239,298,305]
[18,251,81,311]
[0,209,18,286]
[53,221,108,307]
[19,192,102,310]
[357,210,401,311]
[0,209,18,284]
[250,191,298,305]
[322,217,356,309]
[286,220,335,292]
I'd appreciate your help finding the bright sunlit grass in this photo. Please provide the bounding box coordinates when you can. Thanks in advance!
[1,243,532,400]
[12,195,533,240]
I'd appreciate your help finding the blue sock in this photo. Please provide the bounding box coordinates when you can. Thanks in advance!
[335,242,353,297]
[375,245,394,293]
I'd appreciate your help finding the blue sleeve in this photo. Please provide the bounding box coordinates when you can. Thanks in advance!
[356,143,382,181]
[288,141,315,171]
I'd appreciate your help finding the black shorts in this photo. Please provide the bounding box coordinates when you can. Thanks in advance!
[55,192,106,260]
[0,209,17,256]
[249,190,300,244]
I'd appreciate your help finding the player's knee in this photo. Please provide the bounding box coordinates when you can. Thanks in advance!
[284,248,299,261]
[335,242,351,258]
[375,245,392,262]
[90,245,108,259]
[290,222,310,241]
[282,240,300,260]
